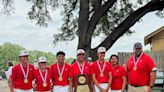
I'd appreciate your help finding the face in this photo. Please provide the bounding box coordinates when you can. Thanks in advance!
[97,52,105,60]
[57,54,65,63]
[19,56,29,63]
[110,56,119,66]
[38,62,47,69]
[77,53,85,61]
[134,48,142,56]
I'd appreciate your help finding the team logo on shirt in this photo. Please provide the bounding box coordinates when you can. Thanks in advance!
[65,68,68,71]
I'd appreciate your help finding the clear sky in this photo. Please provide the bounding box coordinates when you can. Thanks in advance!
[0,0,163,58]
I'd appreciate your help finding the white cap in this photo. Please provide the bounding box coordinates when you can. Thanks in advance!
[97,47,106,53]
[38,56,47,63]
[19,50,29,57]
[88,57,92,61]
[77,49,85,55]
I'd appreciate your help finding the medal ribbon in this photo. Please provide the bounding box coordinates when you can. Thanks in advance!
[77,61,85,74]
[133,52,143,67]
[39,69,47,82]
[57,62,65,77]
[97,60,106,74]
[20,63,29,79]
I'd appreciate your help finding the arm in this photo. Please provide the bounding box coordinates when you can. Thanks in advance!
[122,76,127,91]
[149,71,156,87]
[90,75,96,92]
[69,77,73,92]
[106,72,112,90]
[8,78,14,92]
[92,74,101,89]
[92,73,106,92]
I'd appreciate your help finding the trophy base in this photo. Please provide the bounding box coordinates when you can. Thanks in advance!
[76,85,90,92]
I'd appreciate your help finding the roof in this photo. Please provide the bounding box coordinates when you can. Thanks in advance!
[144,26,164,45]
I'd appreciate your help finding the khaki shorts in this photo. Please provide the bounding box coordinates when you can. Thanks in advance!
[128,84,148,92]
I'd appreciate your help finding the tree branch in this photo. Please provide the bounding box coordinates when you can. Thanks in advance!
[85,0,117,48]
[96,0,164,50]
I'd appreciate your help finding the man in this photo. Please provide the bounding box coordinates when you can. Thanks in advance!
[70,49,93,92]
[91,47,112,92]
[51,51,71,92]
[87,57,92,64]
[10,50,35,92]
[127,42,157,92]
[34,56,52,92]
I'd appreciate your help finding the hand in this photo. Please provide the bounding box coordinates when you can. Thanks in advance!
[147,86,152,92]
[100,87,106,92]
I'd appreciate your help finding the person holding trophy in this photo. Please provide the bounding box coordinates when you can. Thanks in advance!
[70,49,93,92]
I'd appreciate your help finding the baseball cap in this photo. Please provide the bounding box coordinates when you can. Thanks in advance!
[134,42,142,49]
[77,49,85,55]
[19,50,29,57]
[38,56,47,63]
[97,47,106,53]
[88,57,92,61]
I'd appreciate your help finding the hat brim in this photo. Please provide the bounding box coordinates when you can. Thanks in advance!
[19,55,29,57]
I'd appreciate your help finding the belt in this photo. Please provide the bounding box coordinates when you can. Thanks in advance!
[100,82,108,84]
[130,84,144,87]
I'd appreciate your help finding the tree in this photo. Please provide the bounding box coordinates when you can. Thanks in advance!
[0,42,56,70]
[1,0,164,60]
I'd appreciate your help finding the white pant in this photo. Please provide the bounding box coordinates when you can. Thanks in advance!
[111,90,122,92]
[14,89,33,92]
[53,85,69,92]
[95,83,111,92]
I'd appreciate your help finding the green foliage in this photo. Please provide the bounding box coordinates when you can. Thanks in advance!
[0,42,56,70]
[65,57,75,64]
[28,50,55,66]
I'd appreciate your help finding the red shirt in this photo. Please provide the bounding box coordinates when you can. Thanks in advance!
[34,68,52,91]
[111,65,126,90]
[70,61,91,87]
[91,60,112,83]
[127,53,156,86]
[51,63,71,86]
[11,64,35,90]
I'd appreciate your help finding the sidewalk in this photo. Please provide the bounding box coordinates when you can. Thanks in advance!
[0,80,10,92]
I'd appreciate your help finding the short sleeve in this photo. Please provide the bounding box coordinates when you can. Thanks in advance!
[69,65,73,77]
[91,63,96,74]
[147,56,157,72]
[121,67,127,77]
[10,67,16,81]
[107,63,112,72]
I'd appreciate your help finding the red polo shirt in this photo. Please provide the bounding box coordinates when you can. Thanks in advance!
[127,53,157,86]
[34,68,52,91]
[70,61,91,87]
[111,65,126,90]
[11,64,35,90]
[51,63,71,86]
[91,60,112,83]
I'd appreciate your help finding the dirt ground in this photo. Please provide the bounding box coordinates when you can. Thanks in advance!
[0,80,10,92]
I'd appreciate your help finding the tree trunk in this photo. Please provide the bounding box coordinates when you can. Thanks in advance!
[77,0,164,61]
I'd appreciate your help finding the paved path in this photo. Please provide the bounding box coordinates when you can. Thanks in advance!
[0,80,10,92]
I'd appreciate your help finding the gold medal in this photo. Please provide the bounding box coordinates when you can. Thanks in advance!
[133,66,137,70]
[24,79,28,83]
[100,73,104,77]
[59,77,63,81]
[43,82,47,87]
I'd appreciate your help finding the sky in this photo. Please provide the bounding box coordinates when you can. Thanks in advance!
[0,0,163,58]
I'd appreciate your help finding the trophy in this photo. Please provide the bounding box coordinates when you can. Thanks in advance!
[75,74,91,92]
